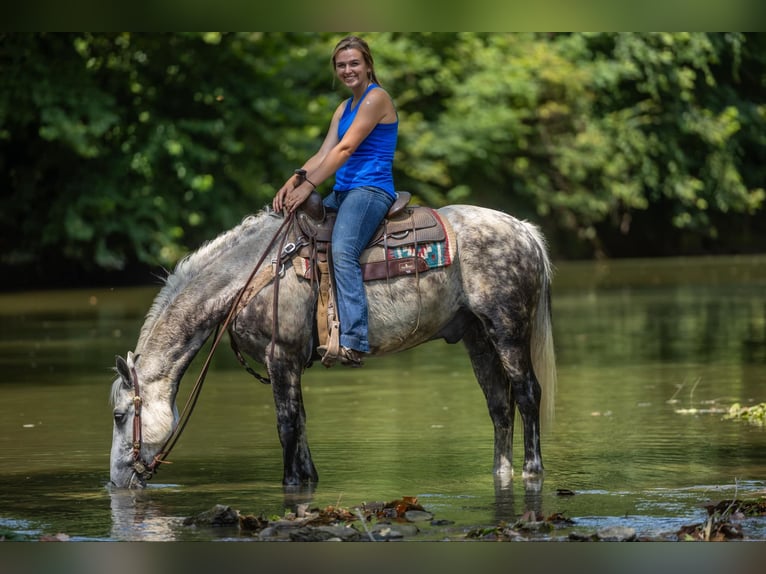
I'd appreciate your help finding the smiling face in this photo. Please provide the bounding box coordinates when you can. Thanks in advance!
[331,35,378,91]
[333,47,370,91]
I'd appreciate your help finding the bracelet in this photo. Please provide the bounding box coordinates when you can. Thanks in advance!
[294,168,316,190]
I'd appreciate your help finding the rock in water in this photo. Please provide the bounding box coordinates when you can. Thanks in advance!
[183,504,240,527]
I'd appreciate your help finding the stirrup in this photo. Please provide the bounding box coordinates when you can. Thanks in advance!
[317,345,335,367]
[317,345,363,368]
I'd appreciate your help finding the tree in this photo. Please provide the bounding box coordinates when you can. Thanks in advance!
[2,33,765,287]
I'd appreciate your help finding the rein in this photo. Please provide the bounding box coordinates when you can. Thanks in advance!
[130,211,296,482]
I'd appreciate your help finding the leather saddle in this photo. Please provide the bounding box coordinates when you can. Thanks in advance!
[293,191,448,282]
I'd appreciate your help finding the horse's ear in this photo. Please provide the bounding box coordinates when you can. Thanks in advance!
[115,355,131,387]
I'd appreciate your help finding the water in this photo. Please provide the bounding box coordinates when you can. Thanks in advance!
[1,255,765,541]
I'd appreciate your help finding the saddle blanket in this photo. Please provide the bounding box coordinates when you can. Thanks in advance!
[390,241,452,269]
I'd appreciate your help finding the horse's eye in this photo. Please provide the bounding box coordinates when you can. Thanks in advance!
[113,410,127,425]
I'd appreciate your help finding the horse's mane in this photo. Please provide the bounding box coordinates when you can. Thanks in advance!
[138,207,279,345]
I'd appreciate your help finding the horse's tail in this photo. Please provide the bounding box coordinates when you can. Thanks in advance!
[527,223,557,422]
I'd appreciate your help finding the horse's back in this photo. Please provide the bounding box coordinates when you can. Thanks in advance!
[438,204,546,258]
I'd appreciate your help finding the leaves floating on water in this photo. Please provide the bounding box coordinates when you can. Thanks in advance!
[175,493,766,542]
[182,495,437,541]
[724,403,766,426]
[362,496,427,520]
[705,498,766,518]
[677,498,766,541]
[677,517,743,541]
[466,511,573,540]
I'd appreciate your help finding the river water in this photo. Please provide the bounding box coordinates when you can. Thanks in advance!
[1,255,765,542]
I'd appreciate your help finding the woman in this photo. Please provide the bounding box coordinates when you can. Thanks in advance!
[272,35,398,367]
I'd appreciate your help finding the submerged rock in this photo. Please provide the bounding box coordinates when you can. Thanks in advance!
[183,504,240,527]
[289,525,365,542]
[404,510,433,523]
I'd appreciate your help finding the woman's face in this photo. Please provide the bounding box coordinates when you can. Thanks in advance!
[334,48,369,90]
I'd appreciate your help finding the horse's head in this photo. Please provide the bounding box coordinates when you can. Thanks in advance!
[109,351,177,489]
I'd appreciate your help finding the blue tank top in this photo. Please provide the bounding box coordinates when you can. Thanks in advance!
[334,83,398,197]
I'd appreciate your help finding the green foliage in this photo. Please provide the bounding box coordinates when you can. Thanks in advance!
[0,32,333,272]
[381,33,766,256]
[726,402,766,426]
[1,33,764,280]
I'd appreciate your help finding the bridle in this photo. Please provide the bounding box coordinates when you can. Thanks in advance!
[124,210,300,485]
[127,361,157,483]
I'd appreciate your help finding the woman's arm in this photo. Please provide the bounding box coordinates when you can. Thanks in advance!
[272,103,343,212]
[275,89,394,213]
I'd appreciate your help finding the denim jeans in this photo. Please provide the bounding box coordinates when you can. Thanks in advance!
[323,186,395,353]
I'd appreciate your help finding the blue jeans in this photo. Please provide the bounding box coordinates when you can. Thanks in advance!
[323,186,395,353]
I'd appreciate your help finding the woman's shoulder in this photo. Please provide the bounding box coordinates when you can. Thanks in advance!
[367,86,397,119]
[366,85,395,106]
[368,84,392,97]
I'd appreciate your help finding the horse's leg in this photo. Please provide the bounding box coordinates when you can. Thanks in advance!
[268,355,318,485]
[512,371,543,477]
[463,317,517,480]
[495,335,543,478]
[465,312,544,478]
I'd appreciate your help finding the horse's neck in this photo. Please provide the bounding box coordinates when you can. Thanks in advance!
[133,283,234,390]
[134,211,282,387]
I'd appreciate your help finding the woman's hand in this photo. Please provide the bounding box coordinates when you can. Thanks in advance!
[272,174,298,212]
[284,183,314,213]
[273,177,314,213]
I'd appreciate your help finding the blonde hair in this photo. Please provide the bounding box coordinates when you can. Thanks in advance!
[332,35,380,86]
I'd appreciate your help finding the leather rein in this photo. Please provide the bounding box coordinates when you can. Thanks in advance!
[128,210,298,483]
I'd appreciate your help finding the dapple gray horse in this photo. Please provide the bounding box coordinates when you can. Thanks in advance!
[109,204,556,489]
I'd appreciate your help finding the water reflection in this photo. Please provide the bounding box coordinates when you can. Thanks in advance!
[104,477,543,541]
[491,476,545,524]
[109,488,179,541]
[282,484,317,512]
